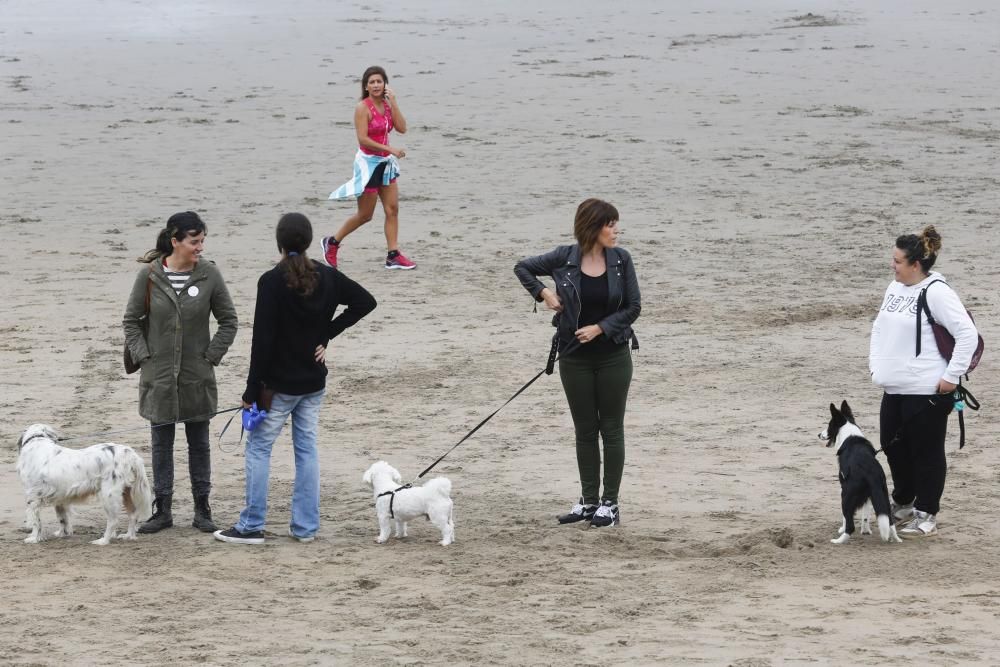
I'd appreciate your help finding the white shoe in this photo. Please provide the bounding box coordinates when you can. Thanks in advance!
[899,510,937,538]
[891,502,914,526]
[287,527,315,543]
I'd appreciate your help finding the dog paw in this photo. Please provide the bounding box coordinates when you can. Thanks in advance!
[375,537,388,544]
[116,533,138,541]
[90,537,111,546]
[831,534,850,545]
[23,535,41,544]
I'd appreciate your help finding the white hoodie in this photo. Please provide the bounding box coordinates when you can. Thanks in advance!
[870,271,979,394]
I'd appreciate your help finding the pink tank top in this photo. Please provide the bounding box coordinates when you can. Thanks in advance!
[360,97,393,157]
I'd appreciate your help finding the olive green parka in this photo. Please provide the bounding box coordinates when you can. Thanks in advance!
[123,258,238,424]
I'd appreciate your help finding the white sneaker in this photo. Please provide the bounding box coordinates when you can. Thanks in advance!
[287,527,315,543]
[899,510,937,538]
[891,502,914,526]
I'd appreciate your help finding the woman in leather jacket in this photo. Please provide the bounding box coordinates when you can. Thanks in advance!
[514,198,641,528]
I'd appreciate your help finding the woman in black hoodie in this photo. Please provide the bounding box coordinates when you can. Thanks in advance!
[215,213,376,545]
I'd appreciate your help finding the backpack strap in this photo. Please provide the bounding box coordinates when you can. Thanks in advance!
[915,278,947,357]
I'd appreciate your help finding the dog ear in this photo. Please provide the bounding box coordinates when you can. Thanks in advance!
[362,467,373,486]
[840,401,854,423]
[392,468,402,484]
[829,402,839,419]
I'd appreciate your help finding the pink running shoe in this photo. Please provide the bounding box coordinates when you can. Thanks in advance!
[321,237,340,268]
[385,250,416,270]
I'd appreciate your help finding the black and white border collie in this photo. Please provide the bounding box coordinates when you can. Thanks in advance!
[819,401,901,545]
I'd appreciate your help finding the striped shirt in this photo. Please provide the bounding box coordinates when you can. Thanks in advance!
[164,267,192,294]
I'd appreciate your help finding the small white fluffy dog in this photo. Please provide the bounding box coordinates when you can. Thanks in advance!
[362,461,454,546]
[16,424,153,545]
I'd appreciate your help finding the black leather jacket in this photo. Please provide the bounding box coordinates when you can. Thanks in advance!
[514,244,641,355]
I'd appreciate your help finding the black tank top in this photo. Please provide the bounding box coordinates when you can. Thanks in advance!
[575,272,621,355]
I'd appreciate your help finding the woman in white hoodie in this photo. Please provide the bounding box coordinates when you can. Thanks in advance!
[869,226,979,538]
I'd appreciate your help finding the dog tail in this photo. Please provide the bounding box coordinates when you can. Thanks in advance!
[423,477,452,499]
[857,457,891,513]
[125,449,154,521]
[859,457,896,541]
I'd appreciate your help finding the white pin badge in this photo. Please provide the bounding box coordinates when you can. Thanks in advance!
[188,285,200,297]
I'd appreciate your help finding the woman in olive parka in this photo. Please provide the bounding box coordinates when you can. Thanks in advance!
[123,212,238,534]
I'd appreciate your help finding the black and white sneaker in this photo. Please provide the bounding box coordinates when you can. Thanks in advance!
[214,527,265,545]
[590,500,620,528]
[558,498,598,524]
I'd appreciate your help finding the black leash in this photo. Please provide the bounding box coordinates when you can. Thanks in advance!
[407,333,636,482]
[216,408,249,453]
[954,384,980,450]
[375,347,562,512]
[55,406,243,443]
[373,333,637,509]
[404,338,571,486]
[876,385,980,454]
[412,365,551,482]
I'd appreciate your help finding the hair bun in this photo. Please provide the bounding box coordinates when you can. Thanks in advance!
[920,225,942,258]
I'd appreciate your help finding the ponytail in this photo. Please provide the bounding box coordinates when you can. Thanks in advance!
[138,227,175,263]
[276,213,318,296]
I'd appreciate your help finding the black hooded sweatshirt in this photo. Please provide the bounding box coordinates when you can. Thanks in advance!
[243,260,376,404]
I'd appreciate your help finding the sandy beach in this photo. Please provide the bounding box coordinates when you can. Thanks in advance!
[2,0,999,664]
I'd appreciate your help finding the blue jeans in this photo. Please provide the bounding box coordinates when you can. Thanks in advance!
[236,389,324,538]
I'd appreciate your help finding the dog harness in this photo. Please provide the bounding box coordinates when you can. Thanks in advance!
[376,484,412,519]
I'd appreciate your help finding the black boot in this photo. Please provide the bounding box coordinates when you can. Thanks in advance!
[139,495,173,534]
[192,494,218,533]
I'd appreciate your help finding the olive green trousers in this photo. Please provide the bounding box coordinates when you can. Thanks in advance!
[558,344,632,504]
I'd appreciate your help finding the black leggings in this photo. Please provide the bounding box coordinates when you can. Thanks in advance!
[880,392,954,515]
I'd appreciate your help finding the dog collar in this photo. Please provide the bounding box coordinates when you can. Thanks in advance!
[18,433,48,451]
[376,484,412,519]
